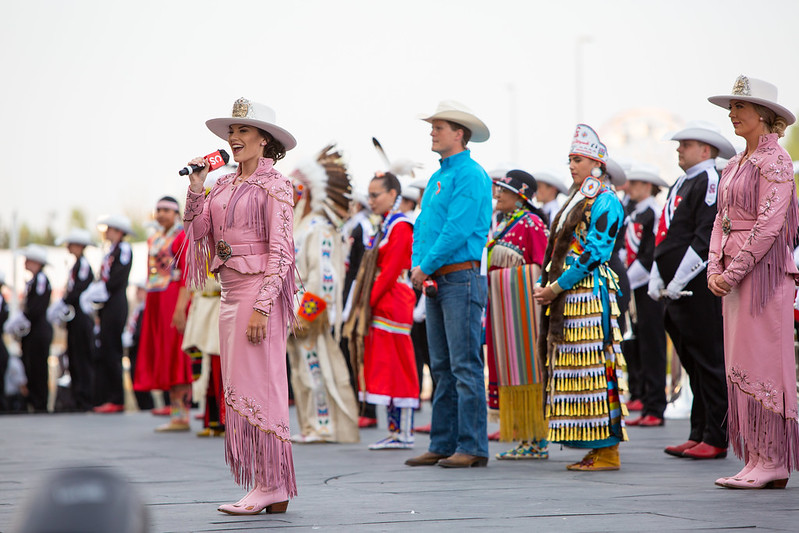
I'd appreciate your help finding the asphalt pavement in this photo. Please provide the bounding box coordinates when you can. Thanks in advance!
[1,404,798,532]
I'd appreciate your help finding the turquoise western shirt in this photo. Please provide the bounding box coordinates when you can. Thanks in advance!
[412,150,492,275]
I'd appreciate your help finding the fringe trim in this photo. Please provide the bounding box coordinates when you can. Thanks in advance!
[727,155,799,315]
[182,222,214,291]
[727,380,799,471]
[224,405,298,495]
[498,383,547,442]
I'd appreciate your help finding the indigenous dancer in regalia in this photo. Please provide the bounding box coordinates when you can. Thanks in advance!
[134,196,193,432]
[183,98,298,514]
[707,76,799,489]
[534,124,627,471]
[345,172,418,450]
[486,170,549,460]
[287,145,360,444]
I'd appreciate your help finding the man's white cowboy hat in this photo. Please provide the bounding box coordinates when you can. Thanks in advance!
[21,244,48,265]
[55,228,95,247]
[627,163,668,188]
[97,214,134,236]
[708,75,796,126]
[420,100,490,143]
[670,120,737,160]
[206,97,297,151]
[531,169,569,195]
[605,158,627,187]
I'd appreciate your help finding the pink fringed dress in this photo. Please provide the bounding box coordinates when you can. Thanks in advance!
[708,133,799,469]
[184,157,297,496]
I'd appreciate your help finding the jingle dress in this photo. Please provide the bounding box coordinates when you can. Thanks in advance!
[707,133,799,468]
[184,157,297,495]
[134,224,192,392]
[538,180,628,448]
[362,212,419,408]
[486,209,548,441]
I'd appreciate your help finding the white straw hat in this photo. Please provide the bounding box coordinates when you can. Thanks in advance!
[670,120,736,160]
[55,228,95,247]
[708,75,795,126]
[420,100,490,143]
[206,97,297,150]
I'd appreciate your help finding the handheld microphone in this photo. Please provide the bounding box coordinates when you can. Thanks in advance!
[179,149,230,176]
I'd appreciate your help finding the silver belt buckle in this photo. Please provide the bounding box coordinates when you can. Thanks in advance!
[721,215,731,236]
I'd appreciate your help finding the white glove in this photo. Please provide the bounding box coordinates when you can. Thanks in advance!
[122,329,134,349]
[80,281,109,315]
[664,279,686,300]
[413,294,426,323]
[46,300,75,327]
[647,263,664,301]
[4,311,31,338]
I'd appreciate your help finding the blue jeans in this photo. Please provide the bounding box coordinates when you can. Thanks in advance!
[425,268,488,458]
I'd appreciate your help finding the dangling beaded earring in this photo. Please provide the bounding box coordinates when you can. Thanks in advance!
[590,167,602,178]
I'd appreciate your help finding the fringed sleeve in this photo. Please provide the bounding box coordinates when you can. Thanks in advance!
[254,178,296,323]
[183,187,215,290]
[721,143,798,313]
[706,181,729,278]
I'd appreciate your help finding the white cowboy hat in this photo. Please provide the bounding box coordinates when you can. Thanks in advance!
[420,100,490,143]
[21,244,48,265]
[708,75,796,126]
[488,166,511,181]
[409,176,429,190]
[531,169,569,195]
[97,214,134,236]
[605,158,627,187]
[627,163,668,188]
[401,185,421,203]
[206,97,297,151]
[55,228,95,247]
[670,120,736,160]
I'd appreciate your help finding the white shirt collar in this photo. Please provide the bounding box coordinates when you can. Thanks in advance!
[684,159,716,180]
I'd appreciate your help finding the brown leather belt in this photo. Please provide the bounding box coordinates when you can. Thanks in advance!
[433,260,480,278]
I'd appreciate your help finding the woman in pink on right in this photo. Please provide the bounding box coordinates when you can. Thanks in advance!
[707,75,799,489]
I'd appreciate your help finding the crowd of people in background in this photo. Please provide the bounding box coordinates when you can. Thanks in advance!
[2,74,799,515]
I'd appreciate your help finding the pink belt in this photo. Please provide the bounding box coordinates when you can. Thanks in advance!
[216,240,268,261]
[721,216,755,235]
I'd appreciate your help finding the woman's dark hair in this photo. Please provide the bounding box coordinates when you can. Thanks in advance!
[372,171,402,196]
[257,128,287,161]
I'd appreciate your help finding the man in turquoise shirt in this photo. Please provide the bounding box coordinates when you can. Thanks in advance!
[406,101,493,468]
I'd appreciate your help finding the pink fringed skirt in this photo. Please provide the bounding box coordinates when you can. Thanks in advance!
[218,265,297,496]
[723,271,799,470]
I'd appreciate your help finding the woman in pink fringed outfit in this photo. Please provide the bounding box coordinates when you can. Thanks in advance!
[707,76,799,489]
[183,98,298,514]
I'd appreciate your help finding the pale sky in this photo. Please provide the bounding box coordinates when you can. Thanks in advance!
[3,0,799,235]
